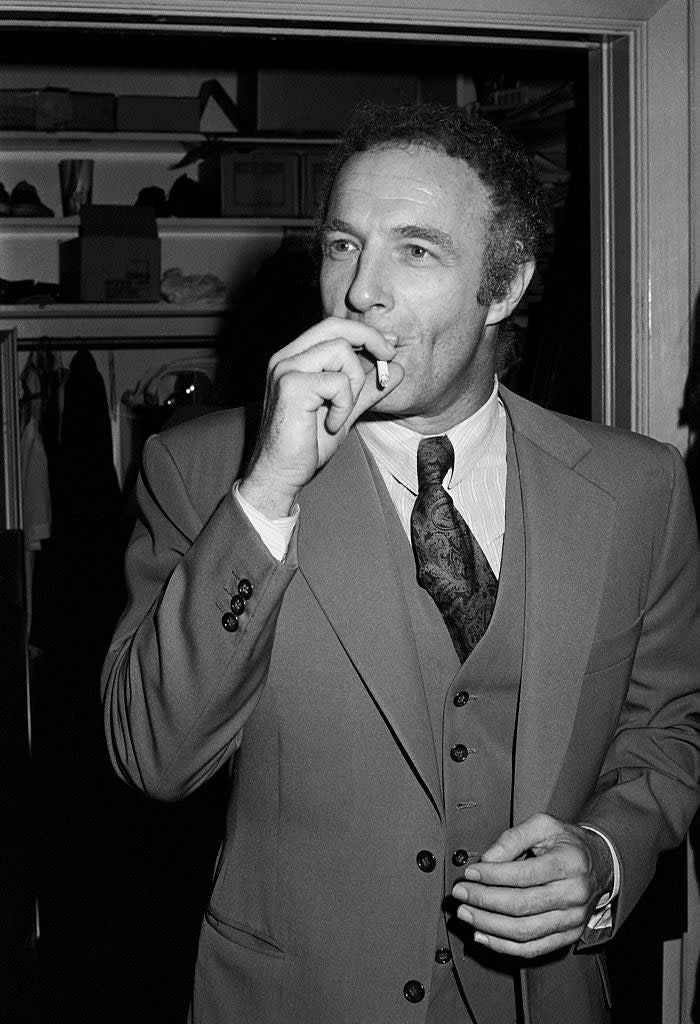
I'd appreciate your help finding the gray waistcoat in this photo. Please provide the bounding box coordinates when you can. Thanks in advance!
[366,421,525,1024]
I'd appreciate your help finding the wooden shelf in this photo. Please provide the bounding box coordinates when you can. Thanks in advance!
[0,131,337,156]
[2,217,315,234]
[0,302,228,317]
[0,302,229,343]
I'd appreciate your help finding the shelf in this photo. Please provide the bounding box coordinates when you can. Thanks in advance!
[1,217,315,235]
[0,132,337,156]
[0,302,228,317]
[0,302,229,343]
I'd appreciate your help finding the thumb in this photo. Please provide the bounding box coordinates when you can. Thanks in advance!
[349,360,405,425]
[481,813,561,863]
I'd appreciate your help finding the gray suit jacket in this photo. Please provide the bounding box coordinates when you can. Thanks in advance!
[102,386,700,1023]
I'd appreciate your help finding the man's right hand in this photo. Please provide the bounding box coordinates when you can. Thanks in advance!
[239,317,403,518]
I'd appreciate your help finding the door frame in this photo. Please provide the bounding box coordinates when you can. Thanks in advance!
[0,1,695,1017]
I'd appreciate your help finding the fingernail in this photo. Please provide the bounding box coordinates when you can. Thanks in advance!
[453,885,468,901]
[473,932,489,946]
[383,333,398,345]
[463,867,480,881]
[457,907,473,925]
[483,844,503,860]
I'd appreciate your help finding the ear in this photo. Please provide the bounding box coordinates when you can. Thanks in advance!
[484,260,536,326]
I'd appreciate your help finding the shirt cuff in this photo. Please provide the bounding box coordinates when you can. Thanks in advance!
[233,479,299,563]
[580,824,620,932]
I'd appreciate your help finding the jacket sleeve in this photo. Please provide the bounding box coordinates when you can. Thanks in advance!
[580,444,700,932]
[101,431,297,800]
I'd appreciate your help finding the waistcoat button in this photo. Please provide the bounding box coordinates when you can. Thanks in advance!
[452,849,468,866]
[435,947,452,964]
[416,850,436,872]
[453,690,470,707]
[450,744,469,762]
[403,980,425,1003]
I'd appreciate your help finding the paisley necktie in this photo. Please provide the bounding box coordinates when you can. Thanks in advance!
[410,434,498,662]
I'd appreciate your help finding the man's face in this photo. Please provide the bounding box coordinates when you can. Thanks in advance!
[320,144,499,432]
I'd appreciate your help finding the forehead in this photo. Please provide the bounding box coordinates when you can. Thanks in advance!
[327,144,492,238]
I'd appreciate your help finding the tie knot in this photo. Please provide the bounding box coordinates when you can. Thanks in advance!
[416,435,454,491]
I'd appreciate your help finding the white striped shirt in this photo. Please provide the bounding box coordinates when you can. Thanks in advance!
[356,379,506,576]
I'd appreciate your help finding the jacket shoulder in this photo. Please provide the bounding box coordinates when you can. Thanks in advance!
[557,410,682,498]
[144,406,254,507]
[501,385,682,498]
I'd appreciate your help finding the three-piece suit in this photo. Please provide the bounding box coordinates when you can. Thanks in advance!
[102,385,700,1024]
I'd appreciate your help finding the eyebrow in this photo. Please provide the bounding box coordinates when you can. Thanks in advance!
[393,224,458,256]
[322,218,458,257]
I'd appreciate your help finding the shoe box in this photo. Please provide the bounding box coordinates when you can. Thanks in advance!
[115,95,200,133]
[0,87,200,133]
[235,68,454,134]
[198,145,335,218]
[0,88,116,131]
[198,148,299,217]
[59,205,161,302]
[0,88,73,130]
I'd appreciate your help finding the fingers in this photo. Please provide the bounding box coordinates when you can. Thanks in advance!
[468,924,584,960]
[273,338,368,414]
[270,334,402,436]
[458,844,584,889]
[270,316,397,367]
[453,875,591,918]
[449,816,601,959]
[454,872,589,921]
[480,812,562,863]
[456,902,586,942]
[452,873,591,959]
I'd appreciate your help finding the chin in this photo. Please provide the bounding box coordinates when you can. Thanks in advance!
[372,383,415,418]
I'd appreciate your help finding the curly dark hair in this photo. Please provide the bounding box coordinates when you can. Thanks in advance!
[314,101,548,306]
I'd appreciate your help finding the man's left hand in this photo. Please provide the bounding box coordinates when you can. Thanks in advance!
[451,813,614,959]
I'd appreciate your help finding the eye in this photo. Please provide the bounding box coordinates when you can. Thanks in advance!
[406,244,432,261]
[323,237,359,259]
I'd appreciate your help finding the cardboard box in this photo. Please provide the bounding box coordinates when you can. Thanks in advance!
[68,92,115,132]
[238,70,419,134]
[0,88,71,130]
[59,205,161,303]
[199,149,299,217]
[115,95,200,133]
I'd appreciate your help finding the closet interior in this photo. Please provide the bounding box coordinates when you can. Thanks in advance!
[2,21,592,1024]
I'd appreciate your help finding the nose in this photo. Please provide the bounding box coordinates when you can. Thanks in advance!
[345,249,393,315]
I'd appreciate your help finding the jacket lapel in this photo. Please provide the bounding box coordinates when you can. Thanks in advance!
[500,388,616,820]
[297,431,443,816]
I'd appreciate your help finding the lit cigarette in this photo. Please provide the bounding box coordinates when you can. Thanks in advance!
[377,360,390,389]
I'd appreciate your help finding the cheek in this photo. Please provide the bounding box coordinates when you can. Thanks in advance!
[320,262,350,315]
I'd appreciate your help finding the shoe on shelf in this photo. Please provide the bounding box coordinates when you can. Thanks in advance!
[135,185,170,218]
[10,181,55,217]
[0,184,10,216]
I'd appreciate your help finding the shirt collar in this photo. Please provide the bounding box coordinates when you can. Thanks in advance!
[357,377,502,494]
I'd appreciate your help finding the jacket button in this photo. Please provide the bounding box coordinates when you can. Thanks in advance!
[221,612,238,632]
[230,594,245,615]
[435,947,452,964]
[452,849,468,866]
[450,744,469,762]
[416,850,436,872]
[403,980,425,1003]
[238,578,253,599]
[453,690,470,707]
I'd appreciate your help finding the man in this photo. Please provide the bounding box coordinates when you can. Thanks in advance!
[101,104,700,1023]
